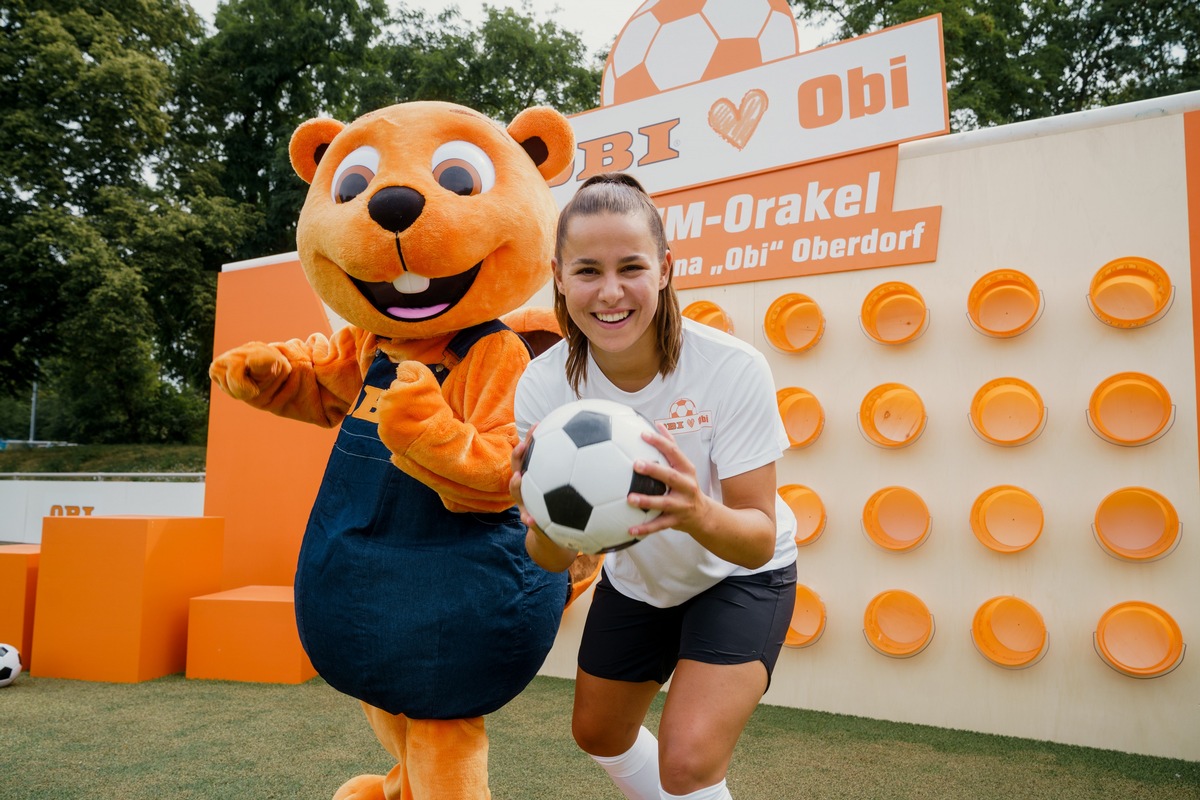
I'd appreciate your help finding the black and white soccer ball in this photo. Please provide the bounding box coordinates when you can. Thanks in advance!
[521,398,668,554]
[0,643,22,688]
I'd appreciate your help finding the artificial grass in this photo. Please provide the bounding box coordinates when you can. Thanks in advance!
[3,673,1197,799]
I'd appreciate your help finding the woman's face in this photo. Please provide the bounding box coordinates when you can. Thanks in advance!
[555,211,671,376]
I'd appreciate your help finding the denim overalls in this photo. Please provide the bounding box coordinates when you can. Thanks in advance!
[295,321,568,719]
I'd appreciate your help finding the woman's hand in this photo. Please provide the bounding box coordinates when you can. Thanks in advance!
[511,427,578,572]
[628,423,778,569]
[626,423,708,538]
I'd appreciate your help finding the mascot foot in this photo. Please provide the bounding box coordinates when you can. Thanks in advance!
[333,774,387,800]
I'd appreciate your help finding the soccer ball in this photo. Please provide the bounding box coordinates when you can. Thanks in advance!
[602,0,802,107]
[521,399,669,554]
[0,643,22,688]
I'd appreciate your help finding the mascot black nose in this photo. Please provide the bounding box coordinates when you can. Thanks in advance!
[368,186,426,233]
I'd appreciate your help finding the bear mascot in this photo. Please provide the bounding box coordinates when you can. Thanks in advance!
[209,101,580,800]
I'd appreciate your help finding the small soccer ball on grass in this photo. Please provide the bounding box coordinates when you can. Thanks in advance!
[0,643,22,688]
[521,399,669,554]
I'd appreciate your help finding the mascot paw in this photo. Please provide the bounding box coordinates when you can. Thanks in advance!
[391,360,437,387]
[209,343,288,401]
[376,361,449,454]
[332,774,387,800]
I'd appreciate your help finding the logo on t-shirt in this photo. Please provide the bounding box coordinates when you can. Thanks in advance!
[657,397,713,434]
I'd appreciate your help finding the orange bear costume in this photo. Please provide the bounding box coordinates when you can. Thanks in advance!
[209,101,577,800]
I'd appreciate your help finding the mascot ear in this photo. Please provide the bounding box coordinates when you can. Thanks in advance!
[508,106,576,182]
[290,117,346,184]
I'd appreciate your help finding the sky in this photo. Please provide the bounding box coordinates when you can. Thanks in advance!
[187,1,649,56]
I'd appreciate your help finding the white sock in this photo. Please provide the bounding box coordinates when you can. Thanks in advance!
[661,779,733,800]
[589,725,661,800]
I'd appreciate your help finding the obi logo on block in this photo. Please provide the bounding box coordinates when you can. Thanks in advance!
[48,505,95,517]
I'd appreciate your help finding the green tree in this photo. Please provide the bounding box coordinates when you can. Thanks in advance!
[1,0,603,444]
[788,0,1200,129]
[366,3,601,121]
[174,0,391,258]
[0,1,251,443]
[1,0,183,394]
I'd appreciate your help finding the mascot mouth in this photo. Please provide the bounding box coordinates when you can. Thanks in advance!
[350,263,482,322]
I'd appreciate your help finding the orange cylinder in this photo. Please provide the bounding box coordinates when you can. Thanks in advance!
[970,485,1043,553]
[784,584,826,648]
[777,387,824,448]
[861,282,927,344]
[967,269,1041,337]
[863,589,934,657]
[1095,601,1185,678]
[971,596,1048,668]
[859,383,926,448]
[1088,372,1172,445]
[1088,256,1172,328]
[862,486,931,552]
[1094,487,1180,561]
[682,300,734,334]
[969,377,1045,446]
[764,293,824,353]
[778,484,826,546]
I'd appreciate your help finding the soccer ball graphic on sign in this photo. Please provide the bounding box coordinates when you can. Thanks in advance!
[602,0,802,107]
[0,643,22,688]
[520,399,668,555]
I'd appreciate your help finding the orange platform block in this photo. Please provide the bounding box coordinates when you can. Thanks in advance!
[0,544,40,666]
[32,516,223,682]
[186,585,316,684]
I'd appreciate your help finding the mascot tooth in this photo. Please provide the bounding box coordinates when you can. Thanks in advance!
[210,101,580,800]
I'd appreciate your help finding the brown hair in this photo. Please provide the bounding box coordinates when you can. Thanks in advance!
[553,172,683,393]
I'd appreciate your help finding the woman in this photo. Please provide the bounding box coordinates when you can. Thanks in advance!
[510,173,797,800]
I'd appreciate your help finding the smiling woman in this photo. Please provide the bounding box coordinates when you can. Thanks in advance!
[513,173,798,800]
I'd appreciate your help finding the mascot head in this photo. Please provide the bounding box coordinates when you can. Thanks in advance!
[289,101,575,340]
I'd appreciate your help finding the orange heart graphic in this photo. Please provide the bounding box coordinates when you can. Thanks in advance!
[708,89,769,150]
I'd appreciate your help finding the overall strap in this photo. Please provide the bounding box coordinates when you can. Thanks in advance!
[432,319,532,382]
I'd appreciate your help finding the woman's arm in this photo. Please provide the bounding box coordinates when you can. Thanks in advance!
[627,424,778,569]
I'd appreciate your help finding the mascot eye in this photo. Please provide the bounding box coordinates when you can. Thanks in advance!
[331,146,381,204]
[431,141,495,196]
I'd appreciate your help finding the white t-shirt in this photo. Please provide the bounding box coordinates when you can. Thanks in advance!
[516,319,797,608]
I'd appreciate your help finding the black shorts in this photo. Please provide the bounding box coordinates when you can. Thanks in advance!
[578,562,797,687]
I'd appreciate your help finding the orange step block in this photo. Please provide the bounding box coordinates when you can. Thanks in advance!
[187,585,316,684]
[32,516,223,682]
[0,544,40,667]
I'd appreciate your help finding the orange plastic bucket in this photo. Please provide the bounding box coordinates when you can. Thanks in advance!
[969,377,1045,446]
[863,589,934,657]
[970,485,1043,553]
[784,584,826,648]
[777,387,824,448]
[859,383,926,448]
[1087,372,1172,445]
[1095,601,1185,678]
[681,300,734,334]
[1094,487,1180,561]
[778,484,826,546]
[861,282,928,344]
[862,486,931,552]
[972,596,1048,668]
[764,293,824,353]
[967,269,1041,337]
[1088,256,1172,328]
